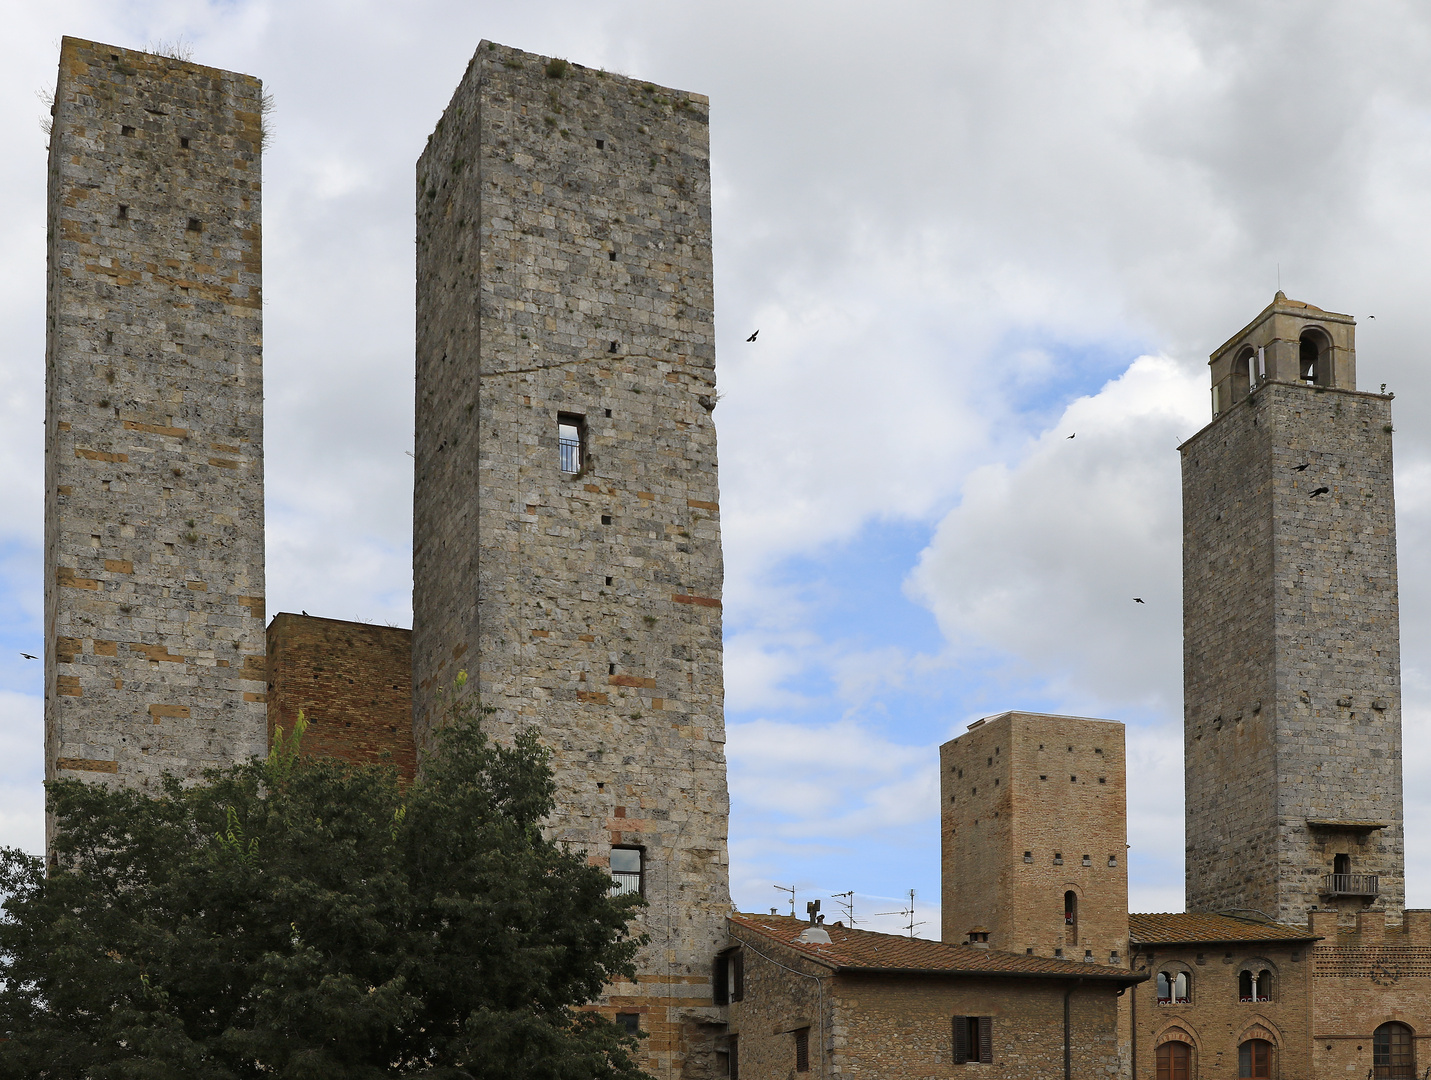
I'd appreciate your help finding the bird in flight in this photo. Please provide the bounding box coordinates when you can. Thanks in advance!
[1133,598,1145,604]
[20,653,37,660]
[1293,463,1310,472]
[746,330,759,342]
[1067,433,1076,439]
[1310,487,1329,498]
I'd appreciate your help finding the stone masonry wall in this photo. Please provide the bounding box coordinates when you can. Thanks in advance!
[45,38,266,843]
[266,614,415,779]
[413,43,728,1078]
[1182,380,1402,922]
[942,712,1129,967]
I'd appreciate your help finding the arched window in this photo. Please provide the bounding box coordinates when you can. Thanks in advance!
[1157,971,1191,1003]
[1231,347,1255,403]
[1064,891,1078,944]
[1157,1041,1192,1080]
[1239,1039,1273,1079]
[1334,853,1351,876]
[1299,330,1330,386]
[1374,1021,1415,1078]
[1238,968,1272,1002]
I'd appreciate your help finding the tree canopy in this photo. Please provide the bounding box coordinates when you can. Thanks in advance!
[0,701,649,1079]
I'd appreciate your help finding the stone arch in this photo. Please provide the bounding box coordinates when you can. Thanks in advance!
[1237,1018,1282,1048]
[1230,344,1257,403]
[1298,325,1333,386]
[1237,957,1278,1002]
[1155,1024,1200,1052]
[1155,959,1195,1004]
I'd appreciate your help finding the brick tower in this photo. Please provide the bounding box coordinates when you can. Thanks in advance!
[44,39,267,842]
[413,43,729,1075]
[941,712,1129,966]
[1181,293,1403,923]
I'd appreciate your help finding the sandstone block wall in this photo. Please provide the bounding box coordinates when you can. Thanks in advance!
[1182,377,1403,922]
[266,614,415,779]
[45,38,267,841]
[941,712,1129,966]
[413,42,729,1077]
[1129,939,1314,1080]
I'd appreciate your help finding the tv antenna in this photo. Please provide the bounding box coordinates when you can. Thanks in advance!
[873,889,925,938]
[773,883,795,917]
[833,890,856,926]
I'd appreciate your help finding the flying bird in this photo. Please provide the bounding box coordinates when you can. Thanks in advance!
[1310,487,1329,498]
[1293,463,1310,472]
[1067,433,1076,439]
[746,330,759,342]
[20,653,37,660]
[1133,598,1145,604]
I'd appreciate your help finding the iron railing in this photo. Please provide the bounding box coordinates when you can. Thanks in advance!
[559,433,581,473]
[1323,873,1380,897]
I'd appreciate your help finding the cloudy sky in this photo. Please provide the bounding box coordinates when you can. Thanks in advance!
[6,0,1431,935]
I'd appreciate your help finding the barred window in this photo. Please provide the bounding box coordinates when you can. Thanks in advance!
[610,846,642,896]
[558,412,585,474]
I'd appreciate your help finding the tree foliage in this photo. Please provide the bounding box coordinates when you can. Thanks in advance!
[0,703,649,1079]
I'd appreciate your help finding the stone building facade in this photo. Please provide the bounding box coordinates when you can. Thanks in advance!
[412,43,730,1077]
[1181,294,1403,923]
[942,711,1129,966]
[43,37,268,846]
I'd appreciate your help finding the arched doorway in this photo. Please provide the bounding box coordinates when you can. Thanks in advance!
[1157,1040,1192,1080]
[1374,1022,1415,1079]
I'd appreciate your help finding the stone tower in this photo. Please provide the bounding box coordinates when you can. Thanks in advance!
[941,711,1129,966]
[1181,293,1403,924]
[413,43,729,1075]
[44,38,267,841]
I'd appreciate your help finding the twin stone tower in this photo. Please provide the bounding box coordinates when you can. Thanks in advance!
[42,31,1406,1078]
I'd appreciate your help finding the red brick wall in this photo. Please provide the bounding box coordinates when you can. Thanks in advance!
[266,613,415,779]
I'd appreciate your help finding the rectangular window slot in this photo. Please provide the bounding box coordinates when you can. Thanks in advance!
[609,663,616,675]
[608,341,618,352]
[602,514,612,525]
[1023,851,1032,863]
[1070,775,1077,782]
[121,125,135,136]
[1053,853,1063,865]
[1082,855,1091,866]
[186,217,202,232]
[610,846,643,896]
[605,576,613,586]
[616,1012,639,1036]
[180,136,190,149]
[117,205,128,219]
[1108,855,1117,867]
[608,251,617,261]
[558,412,585,474]
[596,138,605,149]
[605,408,612,417]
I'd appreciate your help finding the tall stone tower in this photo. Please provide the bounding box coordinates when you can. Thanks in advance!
[1181,293,1403,924]
[941,711,1129,966]
[413,43,729,1075]
[44,39,268,839]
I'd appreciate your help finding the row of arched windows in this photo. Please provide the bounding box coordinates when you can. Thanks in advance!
[1156,1023,1416,1079]
[1153,967,1272,1004]
[1215,327,1333,416]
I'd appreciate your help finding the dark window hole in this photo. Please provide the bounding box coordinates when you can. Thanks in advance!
[608,341,618,352]
[121,125,135,137]
[117,205,128,219]
[186,218,202,232]
[180,136,190,149]
[604,408,612,417]
[609,663,616,675]
[605,576,613,585]
[609,251,617,261]
[601,514,612,525]
[596,138,605,149]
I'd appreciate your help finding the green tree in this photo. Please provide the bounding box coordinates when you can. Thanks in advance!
[0,699,649,1079]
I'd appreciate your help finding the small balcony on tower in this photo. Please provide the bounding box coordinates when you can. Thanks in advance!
[1322,873,1379,898]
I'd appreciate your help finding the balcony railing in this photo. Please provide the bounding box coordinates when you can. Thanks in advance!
[1322,873,1380,897]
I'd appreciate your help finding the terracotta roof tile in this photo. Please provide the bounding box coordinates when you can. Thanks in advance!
[1129,912,1317,945]
[729,914,1144,982]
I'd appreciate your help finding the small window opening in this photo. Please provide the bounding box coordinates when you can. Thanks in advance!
[596,138,605,149]
[601,514,612,525]
[1099,776,1106,784]
[608,341,618,352]
[794,1027,810,1072]
[610,846,643,896]
[1064,890,1078,943]
[605,576,614,585]
[604,408,612,417]
[121,125,135,137]
[180,136,190,149]
[1053,852,1063,865]
[1334,852,1351,876]
[1040,774,1047,780]
[608,663,616,675]
[558,413,585,474]
[616,1012,640,1036]
[1082,855,1091,866]
[1300,330,1331,386]
[1023,851,1033,863]
[117,205,128,219]
[1055,948,1064,958]
[1084,949,1094,962]
[609,250,617,261]
[186,217,202,232]
[1070,775,1077,782]
[1110,950,1120,963]
[1108,855,1117,867]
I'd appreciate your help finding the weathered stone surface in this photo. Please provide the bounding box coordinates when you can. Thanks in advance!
[413,42,729,1076]
[1182,298,1403,924]
[44,38,267,844]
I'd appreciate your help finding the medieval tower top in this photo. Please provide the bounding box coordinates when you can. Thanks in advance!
[1182,295,1402,925]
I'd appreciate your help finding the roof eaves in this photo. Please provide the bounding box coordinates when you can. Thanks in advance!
[831,964,1150,984]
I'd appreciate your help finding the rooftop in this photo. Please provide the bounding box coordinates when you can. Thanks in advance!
[730,914,1145,982]
[1129,912,1318,946]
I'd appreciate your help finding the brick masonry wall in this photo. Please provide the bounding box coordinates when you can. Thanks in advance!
[265,613,415,779]
[413,43,729,1077]
[44,38,267,843]
[942,712,1129,967]
[1182,379,1403,922]
[1129,939,1313,1080]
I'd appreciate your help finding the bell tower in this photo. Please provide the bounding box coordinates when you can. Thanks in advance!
[1181,293,1403,924]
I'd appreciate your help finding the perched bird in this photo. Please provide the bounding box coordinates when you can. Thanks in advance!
[1310,486,1330,498]
[302,610,309,616]
[20,653,37,660]
[746,330,759,342]
[1293,463,1310,472]
[1133,598,1145,604]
